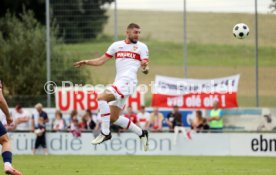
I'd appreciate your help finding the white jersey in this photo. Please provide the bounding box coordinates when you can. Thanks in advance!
[137,112,151,129]
[0,110,7,126]
[13,109,31,130]
[105,40,149,82]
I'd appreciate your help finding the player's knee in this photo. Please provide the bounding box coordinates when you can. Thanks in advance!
[0,135,9,145]
[110,117,116,123]
[97,95,107,101]
[98,91,115,102]
[110,115,119,123]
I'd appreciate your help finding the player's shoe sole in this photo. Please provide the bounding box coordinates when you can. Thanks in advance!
[91,132,112,145]
[139,130,149,151]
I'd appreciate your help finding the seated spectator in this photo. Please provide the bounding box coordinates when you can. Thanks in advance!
[67,110,81,137]
[257,113,276,131]
[189,110,209,133]
[67,110,79,129]
[79,109,97,131]
[166,105,183,132]
[13,105,30,131]
[69,110,79,122]
[68,118,81,137]
[124,106,138,124]
[137,106,150,130]
[79,115,88,131]
[150,107,164,132]
[52,110,66,132]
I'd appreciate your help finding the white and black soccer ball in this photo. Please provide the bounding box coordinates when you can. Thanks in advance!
[233,23,249,39]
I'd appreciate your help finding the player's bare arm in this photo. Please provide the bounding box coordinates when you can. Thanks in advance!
[207,116,220,122]
[141,60,149,74]
[73,54,110,68]
[0,82,12,125]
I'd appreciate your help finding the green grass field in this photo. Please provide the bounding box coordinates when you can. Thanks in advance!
[57,11,276,107]
[13,155,276,175]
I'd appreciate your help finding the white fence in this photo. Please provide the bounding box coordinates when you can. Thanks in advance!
[8,132,276,156]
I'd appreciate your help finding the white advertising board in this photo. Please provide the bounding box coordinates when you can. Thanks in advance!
[7,133,276,156]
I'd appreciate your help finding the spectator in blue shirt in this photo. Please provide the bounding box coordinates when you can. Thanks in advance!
[32,103,49,130]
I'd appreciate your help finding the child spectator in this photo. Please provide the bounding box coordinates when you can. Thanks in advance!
[33,117,48,155]
[52,110,65,131]
[68,118,81,137]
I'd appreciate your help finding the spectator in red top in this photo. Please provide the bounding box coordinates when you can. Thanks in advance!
[124,106,138,124]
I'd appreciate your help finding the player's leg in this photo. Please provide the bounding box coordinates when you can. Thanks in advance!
[97,90,115,135]
[91,90,115,144]
[0,123,22,175]
[33,138,40,155]
[110,105,142,135]
[173,126,179,145]
[181,127,192,140]
[41,139,48,155]
[110,105,149,151]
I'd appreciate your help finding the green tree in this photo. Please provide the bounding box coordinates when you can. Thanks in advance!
[0,10,46,96]
[0,0,114,43]
[270,0,276,13]
[0,10,87,106]
[0,0,45,23]
[51,0,114,43]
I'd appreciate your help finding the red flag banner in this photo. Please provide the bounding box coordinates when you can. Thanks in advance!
[151,75,240,109]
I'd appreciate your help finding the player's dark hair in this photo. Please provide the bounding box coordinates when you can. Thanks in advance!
[127,23,140,29]
[86,109,92,117]
[55,110,63,118]
[196,110,202,117]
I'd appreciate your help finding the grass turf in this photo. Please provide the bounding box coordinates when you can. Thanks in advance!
[13,155,276,175]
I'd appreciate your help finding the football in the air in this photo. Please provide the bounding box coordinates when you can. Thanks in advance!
[233,23,249,39]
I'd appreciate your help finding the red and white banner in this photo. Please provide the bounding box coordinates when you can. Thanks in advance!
[151,75,240,109]
[55,87,143,112]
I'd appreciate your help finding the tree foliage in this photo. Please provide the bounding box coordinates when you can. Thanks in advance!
[0,10,87,106]
[0,0,114,43]
[0,10,46,96]
[270,0,276,13]
[0,0,46,23]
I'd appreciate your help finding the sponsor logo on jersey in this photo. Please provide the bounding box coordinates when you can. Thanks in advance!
[115,51,141,60]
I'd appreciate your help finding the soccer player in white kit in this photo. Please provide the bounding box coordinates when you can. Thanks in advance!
[74,23,149,151]
[0,81,23,175]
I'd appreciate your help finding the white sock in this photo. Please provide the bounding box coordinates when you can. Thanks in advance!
[114,116,143,136]
[4,162,12,167]
[98,100,110,135]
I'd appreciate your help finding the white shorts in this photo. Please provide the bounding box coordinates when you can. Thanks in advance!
[106,79,137,109]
